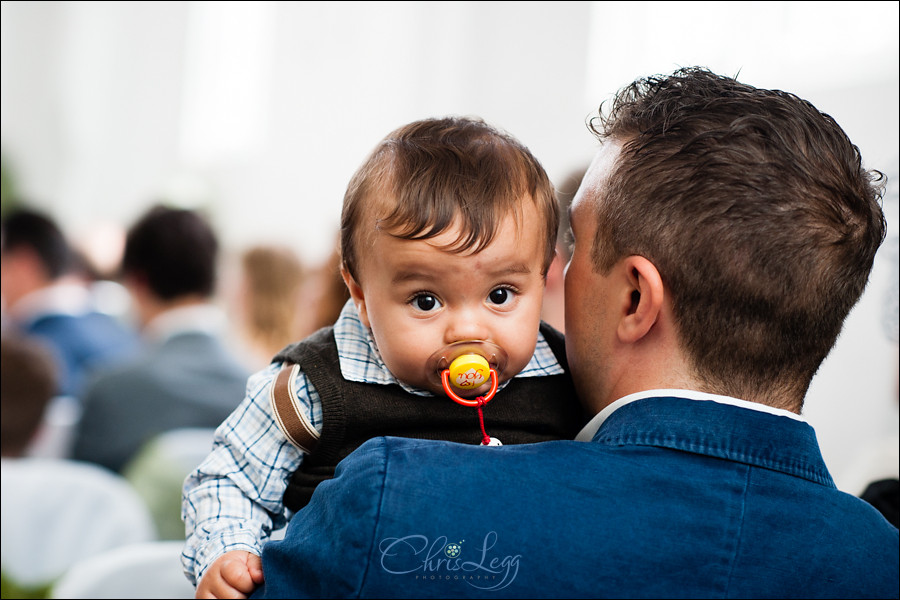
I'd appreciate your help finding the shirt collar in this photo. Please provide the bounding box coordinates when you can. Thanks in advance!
[332,300,564,396]
[143,303,227,343]
[575,388,806,442]
[9,280,94,325]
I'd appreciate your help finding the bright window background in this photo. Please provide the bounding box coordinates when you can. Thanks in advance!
[2,1,898,490]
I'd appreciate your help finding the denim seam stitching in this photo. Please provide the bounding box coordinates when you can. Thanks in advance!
[724,464,751,598]
[357,437,389,598]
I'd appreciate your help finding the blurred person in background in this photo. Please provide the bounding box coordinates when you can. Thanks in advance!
[296,235,351,337]
[2,334,60,598]
[2,332,158,596]
[0,207,140,400]
[228,244,310,370]
[70,204,251,474]
[0,334,58,459]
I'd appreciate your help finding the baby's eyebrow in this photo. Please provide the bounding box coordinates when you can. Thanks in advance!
[391,269,437,285]
[493,263,532,276]
[391,262,532,285]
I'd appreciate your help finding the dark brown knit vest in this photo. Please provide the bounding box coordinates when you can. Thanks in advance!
[272,322,586,512]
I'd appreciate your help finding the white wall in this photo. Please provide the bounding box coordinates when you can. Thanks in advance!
[2,0,898,490]
[1,0,598,265]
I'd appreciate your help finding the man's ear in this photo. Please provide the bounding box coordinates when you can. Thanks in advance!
[617,255,664,343]
[340,267,370,328]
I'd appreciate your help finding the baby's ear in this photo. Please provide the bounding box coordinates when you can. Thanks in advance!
[340,267,370,328]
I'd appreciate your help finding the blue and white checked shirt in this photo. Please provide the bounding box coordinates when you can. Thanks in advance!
[181,300,564,585]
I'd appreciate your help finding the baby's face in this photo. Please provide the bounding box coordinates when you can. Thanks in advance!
[346,201,547,396]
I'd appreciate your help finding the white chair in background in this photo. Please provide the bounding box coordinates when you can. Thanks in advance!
[23,395,82,459]
[0,458,157,592]
[51,540,195,599]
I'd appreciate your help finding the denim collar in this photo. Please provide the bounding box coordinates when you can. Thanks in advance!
[593,395,835,487]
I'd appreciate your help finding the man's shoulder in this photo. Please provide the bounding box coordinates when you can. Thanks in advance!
[342,436,593,483]
[81,335,231,395]
[152,332,250,378]
[80,356,155,401]
[28,310,136,344]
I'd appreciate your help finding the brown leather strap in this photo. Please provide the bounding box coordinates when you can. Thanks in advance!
[269,363,319,454]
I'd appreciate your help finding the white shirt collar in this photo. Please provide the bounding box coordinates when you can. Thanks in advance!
[9,281,94,325]
[143,303,227,343]
[575,388,806,442]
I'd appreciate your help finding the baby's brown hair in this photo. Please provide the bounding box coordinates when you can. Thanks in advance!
[340,116,558,284]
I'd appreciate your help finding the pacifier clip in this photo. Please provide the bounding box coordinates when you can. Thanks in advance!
[441,354,502,446]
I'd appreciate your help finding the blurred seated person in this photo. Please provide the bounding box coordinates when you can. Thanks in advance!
[228,244,309,370]
[1,333,157,596]
[0,207,140,399]
[71,204,251,474]
[0,334,58,458]
[0,334,58,597]
[296,237,351,337]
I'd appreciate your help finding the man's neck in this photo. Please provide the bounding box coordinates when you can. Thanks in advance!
[138,294,210,329]
[141,298,223,343]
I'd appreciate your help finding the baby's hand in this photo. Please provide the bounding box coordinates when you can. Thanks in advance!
[196,550,264,599]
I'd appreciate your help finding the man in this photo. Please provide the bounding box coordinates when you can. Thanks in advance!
[71,205,250,474]
[242,68,898,599]
[0,208,139,399]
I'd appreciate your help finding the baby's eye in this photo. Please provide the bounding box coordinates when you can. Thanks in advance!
[487,287,515,307]
[411,293,442,312]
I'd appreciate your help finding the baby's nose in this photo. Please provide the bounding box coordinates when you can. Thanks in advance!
[444,310,489,343]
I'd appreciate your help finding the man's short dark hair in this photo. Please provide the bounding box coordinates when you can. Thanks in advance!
[121,204,219,300]
[588,67,886,406]
[0,208,72,279]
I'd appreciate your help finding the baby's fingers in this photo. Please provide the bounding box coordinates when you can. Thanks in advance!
[221,554,259,595]
[196,567,247,600]
[246,552,265,585]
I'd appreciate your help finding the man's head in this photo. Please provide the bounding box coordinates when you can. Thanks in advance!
[566,67,886,412]
[121,205,219,305]
[0,209,73,309]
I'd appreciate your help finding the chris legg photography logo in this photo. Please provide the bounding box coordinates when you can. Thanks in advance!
[377,531,520,591]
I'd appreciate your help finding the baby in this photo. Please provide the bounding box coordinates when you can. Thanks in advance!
[182,116,587,598]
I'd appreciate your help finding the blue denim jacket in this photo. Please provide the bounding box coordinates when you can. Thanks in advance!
[255,396,899,599]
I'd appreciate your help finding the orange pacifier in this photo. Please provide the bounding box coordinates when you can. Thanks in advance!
[426,341,507,446]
